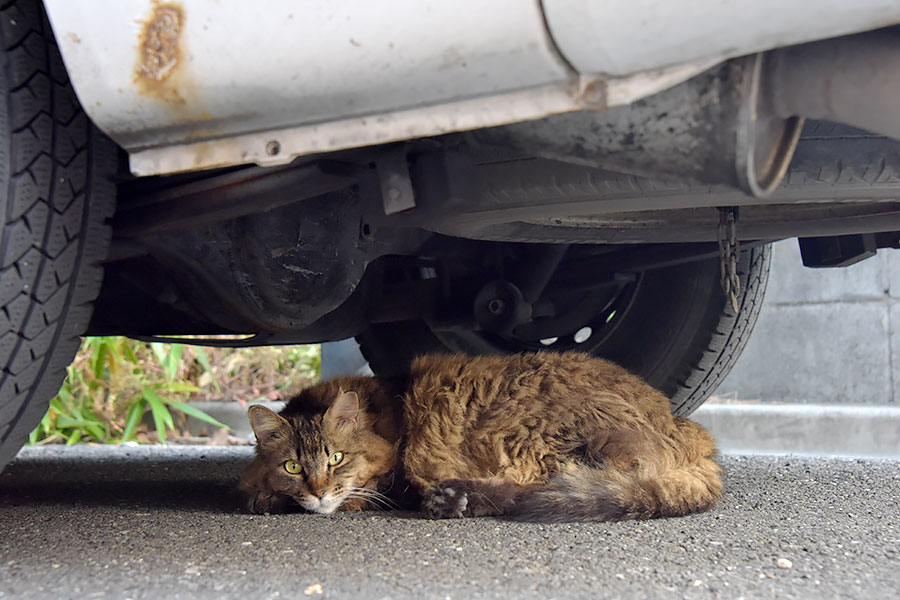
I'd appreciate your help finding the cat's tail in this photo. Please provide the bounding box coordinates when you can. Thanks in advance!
[510,459,722,521]
[510,428,723,521]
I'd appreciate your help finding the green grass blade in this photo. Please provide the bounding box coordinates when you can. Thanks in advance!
[56,416,94,429]
[68,401,84,422]
[85,423,106,441]
[41,411,53,436]
[50,396,69,414]
[122,398,146,442]
[56,385,74,404]
[149,402,168,444]
[167,400,230,430]
[150,342,167,363]
[103,337,123,363]
[163,382,202,394]
[122,341,139,364]
[65,429,82,446]
[144,389,175,429]
[143,389,174,442]
[92,341,107,379]
[167,349,182,380]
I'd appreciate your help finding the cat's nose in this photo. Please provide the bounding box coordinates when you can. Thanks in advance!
[310,488,326,499]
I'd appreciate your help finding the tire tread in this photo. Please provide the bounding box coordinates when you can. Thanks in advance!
[0,0,116,469]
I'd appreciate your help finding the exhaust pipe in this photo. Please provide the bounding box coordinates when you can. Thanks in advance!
[767,28,900,141]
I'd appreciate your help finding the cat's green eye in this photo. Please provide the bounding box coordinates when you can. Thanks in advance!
[283,460,302,474]
[329,451,344,466]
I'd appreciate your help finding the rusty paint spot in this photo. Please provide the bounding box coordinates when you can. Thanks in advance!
[136,2,187,104]
[139,4,183,81]
[130,3,224,144]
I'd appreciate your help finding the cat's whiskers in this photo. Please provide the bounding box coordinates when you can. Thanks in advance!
[343,486,400,510]
[343,492,395,510]
[344,494,394,510]
[344,490,398,510]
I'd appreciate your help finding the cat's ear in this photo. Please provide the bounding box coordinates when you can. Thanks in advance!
[324,390,360,430]
[248,405,291,446]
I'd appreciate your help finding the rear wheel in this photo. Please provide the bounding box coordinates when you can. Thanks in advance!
[358,245,771,416]
[0,0,117,470]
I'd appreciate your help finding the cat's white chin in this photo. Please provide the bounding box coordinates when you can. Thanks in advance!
[301,495,341,514]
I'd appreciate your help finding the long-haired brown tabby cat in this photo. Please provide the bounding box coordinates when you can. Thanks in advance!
[241,351,722,521]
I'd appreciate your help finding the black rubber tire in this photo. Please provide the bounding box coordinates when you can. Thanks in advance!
[0,0,117,470]
[358,245,771,416]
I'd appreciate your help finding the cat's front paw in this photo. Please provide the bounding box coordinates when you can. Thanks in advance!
[423,482,470,519]
[248,490,293,514]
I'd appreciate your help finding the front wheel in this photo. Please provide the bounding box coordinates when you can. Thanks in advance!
[0,0,117,470]
[358,245,771,416]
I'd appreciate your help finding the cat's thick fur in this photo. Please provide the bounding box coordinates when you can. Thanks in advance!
[241,352,722,521]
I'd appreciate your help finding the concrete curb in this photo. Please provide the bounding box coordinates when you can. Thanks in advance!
[693,402,900,459]
[187,401,900,459]
[187,401,284,440]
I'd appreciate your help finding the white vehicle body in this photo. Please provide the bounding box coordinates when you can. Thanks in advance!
[43,0,900,176]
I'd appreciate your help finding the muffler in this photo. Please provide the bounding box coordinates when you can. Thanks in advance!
[472,53,804,198]
[471,27,900,199]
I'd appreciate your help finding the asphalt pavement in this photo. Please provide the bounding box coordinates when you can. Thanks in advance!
[0,445,897,599]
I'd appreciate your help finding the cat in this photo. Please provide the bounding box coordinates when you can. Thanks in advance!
[241,351,722,521]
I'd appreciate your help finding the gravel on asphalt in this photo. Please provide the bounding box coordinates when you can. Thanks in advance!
[0,446,897,599]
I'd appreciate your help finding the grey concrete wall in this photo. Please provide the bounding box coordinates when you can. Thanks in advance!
[714,240,899,404]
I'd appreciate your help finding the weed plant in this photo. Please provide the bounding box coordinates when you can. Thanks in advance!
[28,337,320,445]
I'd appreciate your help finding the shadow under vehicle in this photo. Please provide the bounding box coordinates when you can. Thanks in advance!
[2,0,900,468]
